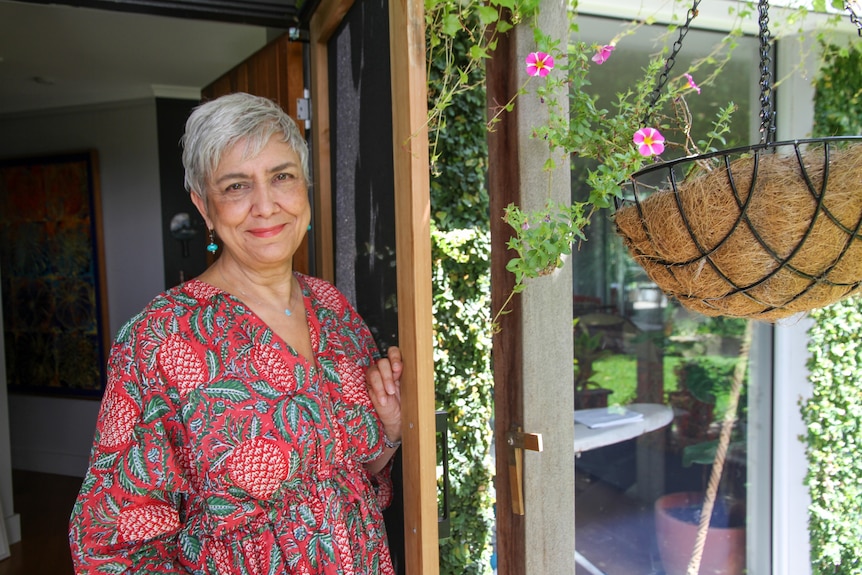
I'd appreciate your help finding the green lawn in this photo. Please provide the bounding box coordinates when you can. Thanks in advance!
[589,354,682,406]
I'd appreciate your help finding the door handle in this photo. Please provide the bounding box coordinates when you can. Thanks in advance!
[506,427,543,516]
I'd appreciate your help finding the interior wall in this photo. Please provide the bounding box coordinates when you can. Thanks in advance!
[0,98,166,478]
[0,270,20,543]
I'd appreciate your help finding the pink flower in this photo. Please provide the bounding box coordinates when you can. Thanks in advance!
[591,45,615,65]
[633,128,666,157]
[683,73,701,94]
[525,52,555,77]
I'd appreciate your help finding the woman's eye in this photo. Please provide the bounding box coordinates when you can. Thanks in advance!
[274,172,294,182]
[225,182,244,191]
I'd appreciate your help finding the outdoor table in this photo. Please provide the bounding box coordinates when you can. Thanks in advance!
[574,403,674,575]
[574,403,673,454]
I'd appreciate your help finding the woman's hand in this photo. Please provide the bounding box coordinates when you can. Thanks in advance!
[365,346,403,447]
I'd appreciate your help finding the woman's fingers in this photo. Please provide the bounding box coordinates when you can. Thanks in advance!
[367,347,403,402]
[366,349,403,441]
[387,346,403,386]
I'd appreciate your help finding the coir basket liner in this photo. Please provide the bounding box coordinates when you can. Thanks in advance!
[614,137,862,321]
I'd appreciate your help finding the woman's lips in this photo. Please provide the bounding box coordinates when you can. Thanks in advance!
[247,223,286,238]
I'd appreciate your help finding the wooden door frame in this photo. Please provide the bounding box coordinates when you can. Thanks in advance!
[486,22,526,575]
[309,1,439,573]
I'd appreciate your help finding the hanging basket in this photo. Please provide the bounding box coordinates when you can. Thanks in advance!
[614,136,862,321]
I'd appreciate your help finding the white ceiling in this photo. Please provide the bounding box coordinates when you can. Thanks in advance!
[0,0,277,116]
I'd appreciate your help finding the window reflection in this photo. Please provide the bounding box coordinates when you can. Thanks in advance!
[572,17,760,575]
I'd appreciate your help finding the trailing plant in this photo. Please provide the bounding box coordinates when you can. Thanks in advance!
[425,0,540,174]
[490,0,748,325]
[426,0,851,329]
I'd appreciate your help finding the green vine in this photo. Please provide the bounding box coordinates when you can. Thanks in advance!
[425,0,539,174]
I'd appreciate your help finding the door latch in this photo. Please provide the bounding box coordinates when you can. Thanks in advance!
[296,88,311,130]
[506,427,543,515]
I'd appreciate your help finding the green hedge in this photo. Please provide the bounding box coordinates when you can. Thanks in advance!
[813,43,862,137]
[803,42,862,575]
[428,13,496,575]
[432,226,494,574]
[803,298,862,575]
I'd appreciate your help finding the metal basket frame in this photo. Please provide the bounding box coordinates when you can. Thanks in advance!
[616,136,862,315]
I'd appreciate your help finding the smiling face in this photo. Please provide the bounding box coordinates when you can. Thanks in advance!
[190,136,310,274]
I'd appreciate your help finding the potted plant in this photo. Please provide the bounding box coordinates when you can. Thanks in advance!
[573,318,614,409]
[655,436,747,575]
[668,355,744,443]
[654,321,752,575]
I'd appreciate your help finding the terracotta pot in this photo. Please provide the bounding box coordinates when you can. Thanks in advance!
[654,492,745,575]
[575,387,613,410]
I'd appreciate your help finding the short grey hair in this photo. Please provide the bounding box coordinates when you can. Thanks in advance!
[181,93,310,198]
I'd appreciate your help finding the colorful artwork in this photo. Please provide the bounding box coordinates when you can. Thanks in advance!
[0,151,108,397]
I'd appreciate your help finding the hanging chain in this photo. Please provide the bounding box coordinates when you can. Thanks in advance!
[642,0,702,124]
[846,1,862,36]
[758,0,776,145]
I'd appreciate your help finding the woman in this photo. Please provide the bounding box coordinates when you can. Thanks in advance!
[69,92,402,574]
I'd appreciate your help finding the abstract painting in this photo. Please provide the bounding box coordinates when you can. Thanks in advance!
[0,151,108,397]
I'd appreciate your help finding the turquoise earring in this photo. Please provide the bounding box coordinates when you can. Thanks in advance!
[206,229,218,253]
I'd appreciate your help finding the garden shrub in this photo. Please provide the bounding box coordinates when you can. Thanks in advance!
[803,297,862,575]
[428,12,495,575]
[803,42,862,575]
[432,226,494,575]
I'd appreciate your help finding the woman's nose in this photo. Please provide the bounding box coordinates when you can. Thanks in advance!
[251,182,279,215]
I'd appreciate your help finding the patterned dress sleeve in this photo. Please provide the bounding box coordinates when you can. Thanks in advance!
[69,314,190,574]
[306,277,395,507]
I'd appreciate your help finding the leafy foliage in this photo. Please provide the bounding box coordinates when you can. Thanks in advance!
[675,356,745,406]
[572,319,613,391]
[804,41,862,574]
[803,297,862,575]
[426,0,539,176]
[497,5,744,320]
[427,8,495,573]
[431,226,495,575]
[813,43,862,136]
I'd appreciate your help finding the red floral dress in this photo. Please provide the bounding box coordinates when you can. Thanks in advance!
[69,274,396,575]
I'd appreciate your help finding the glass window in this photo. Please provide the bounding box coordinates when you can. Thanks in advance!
[571,16,764,575]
